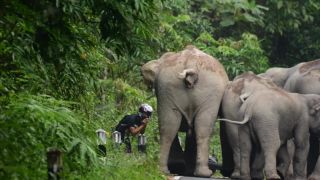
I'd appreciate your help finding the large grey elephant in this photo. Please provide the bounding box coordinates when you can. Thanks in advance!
[141,45,229,177]
[231,88,320,180]
[221,72,276,178]
[260,59,320,180]
[260,59,320,94]
[220,72,292,179]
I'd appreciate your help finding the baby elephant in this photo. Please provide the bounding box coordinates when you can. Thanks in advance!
[220,72,280,179]
[236,89,320,180]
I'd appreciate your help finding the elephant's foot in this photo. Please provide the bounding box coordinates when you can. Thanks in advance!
[277,162,291,179]
[251,170,264,180]
[291,176,307,180]
[308,173,320,180]
[239,175,251,180]
[283,174,293,180]
[194,165,212,177]
[266,173,281,180]
[277,166,285,178]
[231,170,240,179]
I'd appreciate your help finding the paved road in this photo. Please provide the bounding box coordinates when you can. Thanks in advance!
[169,176,231,180]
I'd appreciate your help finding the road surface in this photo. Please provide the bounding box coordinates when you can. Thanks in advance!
[168,176,231,180]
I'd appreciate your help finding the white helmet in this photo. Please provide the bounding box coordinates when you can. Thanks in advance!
[139,103,153,117]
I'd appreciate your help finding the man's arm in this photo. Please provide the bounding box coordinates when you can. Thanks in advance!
[128,118,149,135]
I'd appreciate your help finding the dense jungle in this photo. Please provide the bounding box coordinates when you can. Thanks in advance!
[1,0,320,179]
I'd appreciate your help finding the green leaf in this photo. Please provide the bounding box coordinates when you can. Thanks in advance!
[277,1,283,9]
[243,13,256,22]
[176,15,191,22]
[220,17,235,27]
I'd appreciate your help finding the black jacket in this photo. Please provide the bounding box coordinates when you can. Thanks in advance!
[115,114,144,140]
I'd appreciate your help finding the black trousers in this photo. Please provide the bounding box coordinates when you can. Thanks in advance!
[123,134,146,153]
[124,136,132,153]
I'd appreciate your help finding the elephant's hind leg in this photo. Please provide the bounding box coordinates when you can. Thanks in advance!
[193,107,217,177]
[255,120,281,180]
[239,125,252,180]
[159,107,182,175]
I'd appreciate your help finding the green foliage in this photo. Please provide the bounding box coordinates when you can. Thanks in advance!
[96,0,164,83]
[94,78,159,149]
[0,94,98,178]
[85,151,165,180]
[195,32,269,78]
[262,0,319,34]
[210,0,267,28]
[1,0,319,178]
[1,0,108,101]
[258,0,320,65]
[157,0,269,79]
[84,79,161,179]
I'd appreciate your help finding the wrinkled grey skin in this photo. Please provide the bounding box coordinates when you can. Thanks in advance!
[221,72,291,179]
[260,59,320,180]
[236,89,320,180]
[221,72,290,179]
[141,46,229,177]
[260,59,320,94]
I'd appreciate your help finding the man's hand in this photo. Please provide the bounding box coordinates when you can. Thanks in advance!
[142,118,149,125]
[129,118,149,135]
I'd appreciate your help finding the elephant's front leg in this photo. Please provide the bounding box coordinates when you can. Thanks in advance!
[184,131,197,176]
[307,135,319,176]
[308,140,320,180]
[277,141,292,179]
[293,126,309,180]
[159,107,182,174]
[194,109,215,177]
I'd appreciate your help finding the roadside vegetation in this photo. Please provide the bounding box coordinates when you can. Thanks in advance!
[1,0,319,179]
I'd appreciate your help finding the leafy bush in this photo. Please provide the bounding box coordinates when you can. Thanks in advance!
[0,94,98,179]
[1,0,319,179]
[195,32,269,79]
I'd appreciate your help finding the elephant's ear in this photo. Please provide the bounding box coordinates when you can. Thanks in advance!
[141,60,160,89]
[310,103,320,115]
[178,68,198,88]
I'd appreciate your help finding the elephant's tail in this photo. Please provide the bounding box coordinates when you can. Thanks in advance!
[217,116,250,125]
[178,68,198,88]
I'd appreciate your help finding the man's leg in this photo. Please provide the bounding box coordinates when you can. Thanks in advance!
[124,136,132,153]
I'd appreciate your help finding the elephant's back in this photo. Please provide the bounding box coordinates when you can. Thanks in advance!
[158,46,228,81]
[285,64,320,94]
[242,89,302,120]
[298,59,320,74]
[296,70,320,94]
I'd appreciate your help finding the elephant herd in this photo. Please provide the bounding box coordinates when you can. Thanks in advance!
[141,45,320,180]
